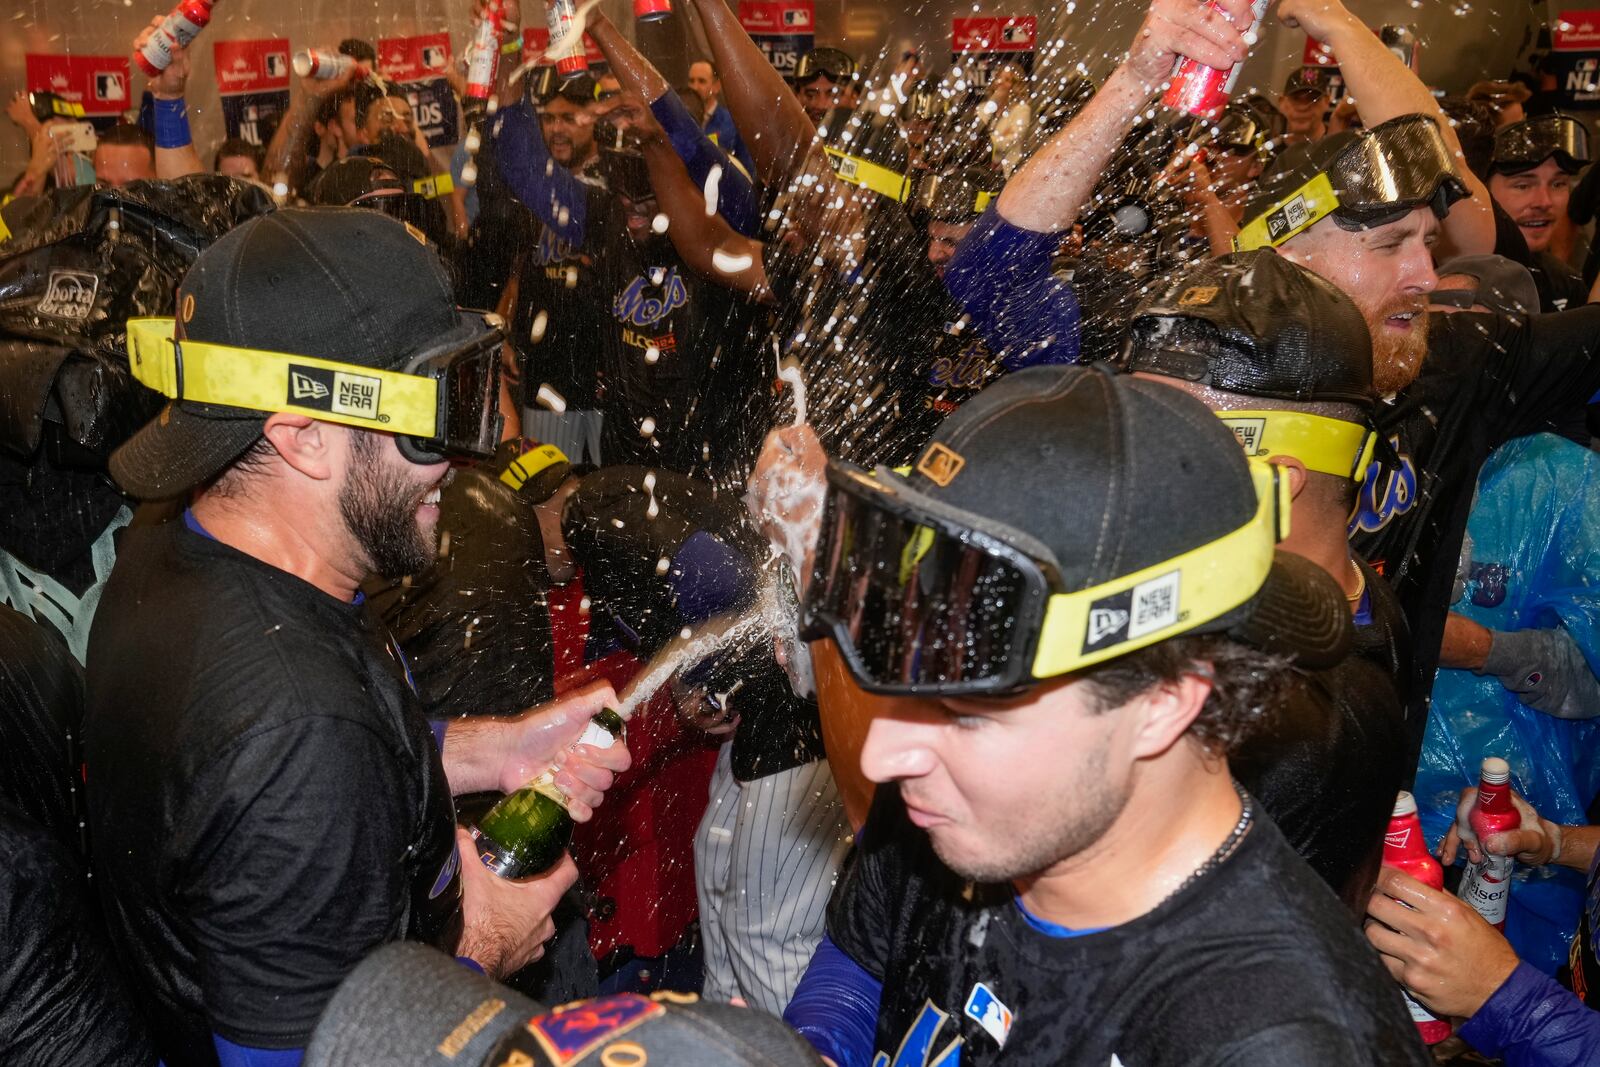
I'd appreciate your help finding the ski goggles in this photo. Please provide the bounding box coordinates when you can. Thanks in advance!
[124,316,504,463]
[801,458,1289,696]
[1236,115,1467,250]
[1214,411,1377,483]
[1492,114,1590,174]
[796,48,858,86]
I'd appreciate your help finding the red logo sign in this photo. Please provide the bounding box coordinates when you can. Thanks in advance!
[522,27,606,64]
[1303,35,1339,67]
[24,54,132,117]
[378,33,452,82]
[212,38,291,94]
[1556,9,1600,50]
[951,16,1037,54]
[738,0,814,32]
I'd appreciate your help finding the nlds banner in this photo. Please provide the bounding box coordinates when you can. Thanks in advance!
[213,39,291,146]
[378,34,459,148]
[950,16,1036,93]
[738,1,814,79]
[25,54,131,125]
[1550,10,1600,106]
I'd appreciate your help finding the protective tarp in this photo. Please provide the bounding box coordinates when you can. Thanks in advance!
[1416,433,1600,975]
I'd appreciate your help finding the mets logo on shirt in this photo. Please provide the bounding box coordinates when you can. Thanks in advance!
[613,267,689,328]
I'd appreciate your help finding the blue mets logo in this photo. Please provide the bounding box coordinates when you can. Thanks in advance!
[1350,435,1418,535]
[613,268,689,328]
[874,1000,962,1067]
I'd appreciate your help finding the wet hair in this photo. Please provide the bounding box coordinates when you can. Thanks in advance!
[1079,634,1291,756]
[339,38,378,65]
[1438,96,1497,181]
[98,123,154,158]
[354,83,412,130]
[213,137,264,172]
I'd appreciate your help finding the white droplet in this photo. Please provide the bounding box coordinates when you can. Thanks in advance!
[655,556,671,575]
[639,417,656,436]
[703,163,723,217]
[651,212,670,234]
[557,205,570,227]
[644,345,660,364]
[529,310,550,344]
[461,162,478,186]
[712,248,754,274]
[464,128,482,153]
[536,384,567,413]
[565,266,579,289]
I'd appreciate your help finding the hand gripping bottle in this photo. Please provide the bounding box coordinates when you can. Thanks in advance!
[468,708,624,879]
[1161,0,1269,116]
[292,49,356,79]
[1382,791,1453,1045]
[465,1,504,101]
[136,0,216,77]
[546,0,591,81]
[1457,757,1520,930]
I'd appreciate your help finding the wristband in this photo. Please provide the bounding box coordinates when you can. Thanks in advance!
[500,37,523,55]
[152,96,192,150]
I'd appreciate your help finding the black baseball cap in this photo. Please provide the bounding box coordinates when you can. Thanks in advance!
[110,208,488,499]
[805,366,1353,695]
[1432,254,1540,317]
[1118,251,1375,406]
[1284,65,1334,98]
[305,941,826,1066]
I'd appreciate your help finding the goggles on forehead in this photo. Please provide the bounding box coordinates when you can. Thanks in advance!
[796,48,858,86]
[1214,410,1377,483]
[1236,115,1467,250]
[124,316,504,464]
[801,458,1290,696]
[1492,114,1591,174]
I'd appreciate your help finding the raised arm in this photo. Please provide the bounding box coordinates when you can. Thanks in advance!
[263,62,362,194]
[1275,0,1494,257]
[681,0,815,187]
[488,101,592,248]
[995,0,1251,233]
[133,17,204,180]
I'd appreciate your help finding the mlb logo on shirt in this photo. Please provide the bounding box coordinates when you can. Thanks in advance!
[963,982,1013,1047]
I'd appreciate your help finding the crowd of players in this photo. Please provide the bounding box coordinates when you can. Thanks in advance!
[9,0,1600,1062]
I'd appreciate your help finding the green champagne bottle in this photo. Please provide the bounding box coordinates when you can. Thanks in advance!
[469,708,625,879]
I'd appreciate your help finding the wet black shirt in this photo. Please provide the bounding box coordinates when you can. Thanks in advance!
[1351,306,1600,766]
[0,603,87,853]
[1233,562,1412,915]
[0,803,152,1067]
[84,520,462,1064]
[829,787,1428,1066]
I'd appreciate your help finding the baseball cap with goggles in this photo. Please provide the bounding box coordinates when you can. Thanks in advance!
[1491,113,1591,174]
[1236,114,1468,250]
[125,315,504,465]
[802,458,1293,696]
[796,48,858,86]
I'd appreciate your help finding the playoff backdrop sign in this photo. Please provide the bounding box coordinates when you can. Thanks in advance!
[24,54,131,127]
[213,38,290,146]
[378,33,459,149]
[739,1,815,79]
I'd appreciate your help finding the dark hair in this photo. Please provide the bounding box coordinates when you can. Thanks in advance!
[1078,634,1291,756]
[213,137,264,172]
[690,59,718,77]
[1438,96,1497,182]
[339,38,378,64]
[353,83,411,129]
[98,122,154,156]
[315,91,349,129]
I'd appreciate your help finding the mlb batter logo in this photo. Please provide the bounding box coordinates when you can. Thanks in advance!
[963,982,1013,1047]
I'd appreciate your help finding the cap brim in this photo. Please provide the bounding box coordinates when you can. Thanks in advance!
[109,401,265,500]
[1228,550,1353,669]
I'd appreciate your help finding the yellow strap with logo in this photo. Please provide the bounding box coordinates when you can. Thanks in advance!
[1031,460,1287,678]
[1215,410,1377,482]
[1233,172,1340,251]
[412,172,456,199]
[500,442,570,491]
[125,317,441,438]
[823,146,910,202]
[51,98,87,118]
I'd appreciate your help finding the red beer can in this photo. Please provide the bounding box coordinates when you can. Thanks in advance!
[1161,0,1268,116]
[547,0,591,80]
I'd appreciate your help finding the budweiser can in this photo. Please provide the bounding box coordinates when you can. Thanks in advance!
[292,49,355,80]
[465,3,503,100]
[1382,792,1453,1045]
[136,0,215,77]
[546,0,590,80]
[1161,0,1269,116]
[1457,757,1520,930]
[634,0,673,22]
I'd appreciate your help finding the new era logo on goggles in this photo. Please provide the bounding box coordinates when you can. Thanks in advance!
[124,316,504,463]
[801,459,1290,696]
[1215,410,1377,483]
[1235,115,1467,250]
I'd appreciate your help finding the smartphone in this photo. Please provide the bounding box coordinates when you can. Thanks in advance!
[50,121,98,155]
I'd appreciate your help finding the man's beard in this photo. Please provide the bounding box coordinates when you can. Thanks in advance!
[339,433,439,580]
[1367,301,1432,395]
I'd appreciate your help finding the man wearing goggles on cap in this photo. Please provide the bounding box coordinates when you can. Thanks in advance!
[776,366,1426,1066]
[1486,113,1593,312]
[794,47,861,127]
[1117,251,1412,915]
[83,209,629,1067]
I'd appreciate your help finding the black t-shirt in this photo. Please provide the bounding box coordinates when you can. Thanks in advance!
[84,520,462,1064]
[1351,306,1600,767]
[0,803,153,1067]
[829,787,1429,1066]
[0,603,88,855]
[1232,562,1411,915]
[1530,252,1589,313]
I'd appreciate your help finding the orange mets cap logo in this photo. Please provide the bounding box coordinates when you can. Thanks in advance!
[917,442,965,487]
[523,993,663,1063]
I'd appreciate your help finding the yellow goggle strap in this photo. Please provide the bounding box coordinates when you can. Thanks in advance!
[125,317,442,438]
[499,442,570,491]
[412,172,455,199]
[1215,410,1377,483]
[1233,172,1340,251]
[1031,460,1287,679]
[823,147,911,202]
